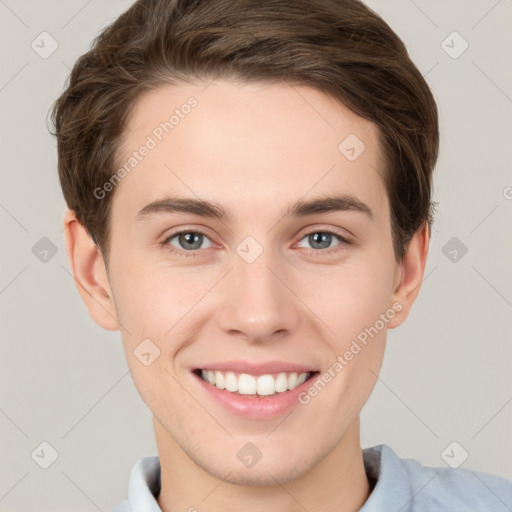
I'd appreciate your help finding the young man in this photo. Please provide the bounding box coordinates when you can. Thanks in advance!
[51,0,512,510]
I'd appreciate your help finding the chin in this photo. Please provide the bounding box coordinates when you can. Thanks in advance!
[190,445,317,487]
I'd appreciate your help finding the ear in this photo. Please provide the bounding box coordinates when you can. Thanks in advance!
[387,223,430,329]
[63,209,119,331]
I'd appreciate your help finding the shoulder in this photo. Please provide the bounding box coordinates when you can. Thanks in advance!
[363,444,512,512]
[400,450,512,510]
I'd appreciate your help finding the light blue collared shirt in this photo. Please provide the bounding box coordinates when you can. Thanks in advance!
[111,444,512,511]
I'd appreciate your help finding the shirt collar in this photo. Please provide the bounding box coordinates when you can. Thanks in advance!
[128,456,162,511]
[360,444,414,511]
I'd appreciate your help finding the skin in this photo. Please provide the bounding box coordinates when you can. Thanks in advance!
[63,80,429,512]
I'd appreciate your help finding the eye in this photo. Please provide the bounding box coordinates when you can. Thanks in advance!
[161,228,351,258]
[297,230,350,255]
[162,229,213,255]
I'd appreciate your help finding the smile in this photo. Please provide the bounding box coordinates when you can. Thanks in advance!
[191,361,320,419]
[198,369,312,396]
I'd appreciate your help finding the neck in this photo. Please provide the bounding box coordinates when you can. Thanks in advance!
[155,417,371,512]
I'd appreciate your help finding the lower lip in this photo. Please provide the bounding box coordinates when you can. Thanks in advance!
[193,372,318,420]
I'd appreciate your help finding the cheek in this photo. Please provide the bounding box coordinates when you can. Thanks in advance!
[319,259,396,402]
[109,262,202,412]
[303,258,396,343]
[111,255,217,340]
[296,266,393,423]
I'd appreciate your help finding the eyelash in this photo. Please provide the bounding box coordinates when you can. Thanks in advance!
[161,228,351,258]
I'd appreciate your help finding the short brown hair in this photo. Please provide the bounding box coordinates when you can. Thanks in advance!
[50,0,439,263]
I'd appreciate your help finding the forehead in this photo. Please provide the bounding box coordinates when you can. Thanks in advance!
[112,79,387,225]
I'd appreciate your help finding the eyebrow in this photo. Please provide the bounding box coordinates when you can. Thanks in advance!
[135,194,373,222]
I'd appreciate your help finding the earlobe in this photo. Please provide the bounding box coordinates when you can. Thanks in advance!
[387,223,430,329]
[63,209,119,331]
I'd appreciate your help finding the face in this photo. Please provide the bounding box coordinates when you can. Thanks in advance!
[102,80,404,484]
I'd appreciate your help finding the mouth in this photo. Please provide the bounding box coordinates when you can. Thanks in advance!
[193,369,318,397]
[190,360,321,419]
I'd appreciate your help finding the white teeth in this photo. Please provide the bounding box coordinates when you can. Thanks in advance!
[296,372,308,386]
[200,370,311,396]
[214,371,225,390]
[225,371,237,392]
[287,373,298,389]
[238,373,256,395]
[275,373,288,393]
[256,375,275,396]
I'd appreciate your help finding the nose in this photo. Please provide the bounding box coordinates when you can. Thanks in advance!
[217,245,301,344]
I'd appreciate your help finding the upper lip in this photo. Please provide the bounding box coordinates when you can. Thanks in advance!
[194,360,317,376]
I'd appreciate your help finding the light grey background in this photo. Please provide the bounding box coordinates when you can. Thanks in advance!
[1,0,511,510]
